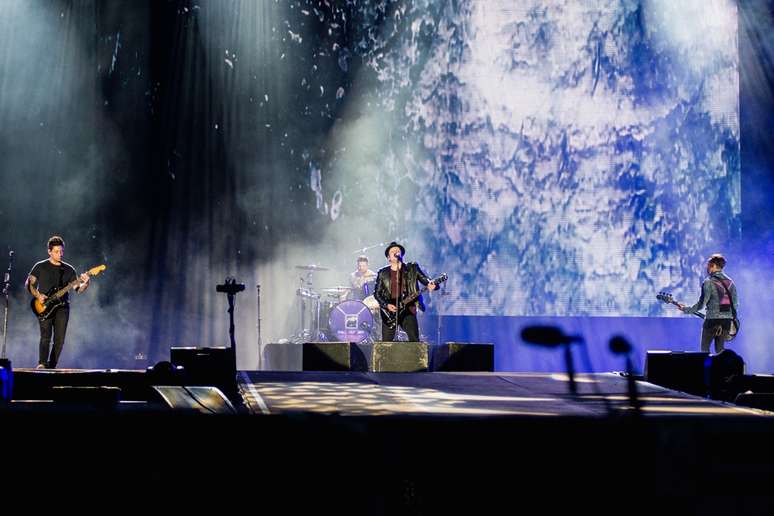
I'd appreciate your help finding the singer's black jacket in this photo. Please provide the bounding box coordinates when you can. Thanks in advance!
[373,262,431,312]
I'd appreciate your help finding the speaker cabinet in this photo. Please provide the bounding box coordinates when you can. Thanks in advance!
[302,342,351,371]
[50,386,121,408]
[262,343,302,371]
[362,342,429,372]
[433,342,494,372]
[151,385,235,414]
[170,347,236,396]
[645,351,709,396]
[298,342,431,372]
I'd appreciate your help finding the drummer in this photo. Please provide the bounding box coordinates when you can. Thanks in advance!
[349,255,377,300]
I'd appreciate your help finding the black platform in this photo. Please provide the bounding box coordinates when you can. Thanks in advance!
[268,341,494,372]
[3,368,774,513]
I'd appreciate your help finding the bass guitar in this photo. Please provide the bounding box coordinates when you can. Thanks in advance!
[656,291,739,341]
[381,273,448,330]
[30,264,107,321]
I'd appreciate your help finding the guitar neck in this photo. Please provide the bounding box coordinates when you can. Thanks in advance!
[51,278,81,300]
[399,276,446,306]
[401,287,427,306]
[672,300,705,320]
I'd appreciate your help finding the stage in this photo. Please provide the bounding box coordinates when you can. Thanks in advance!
[0,0,773,511]
[238,370,765,417]
[10,365,766,417]
[3,367,774,512]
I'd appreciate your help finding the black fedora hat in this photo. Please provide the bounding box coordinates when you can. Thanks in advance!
[384,241,406,258]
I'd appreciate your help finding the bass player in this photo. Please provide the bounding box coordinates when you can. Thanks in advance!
[26,236,90,369]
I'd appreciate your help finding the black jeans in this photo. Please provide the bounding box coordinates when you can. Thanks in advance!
[39,306,69,368]
[700,318,730,354]
[381,310,419,342]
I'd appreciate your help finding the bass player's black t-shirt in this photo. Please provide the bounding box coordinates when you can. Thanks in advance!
[29,260,78,303]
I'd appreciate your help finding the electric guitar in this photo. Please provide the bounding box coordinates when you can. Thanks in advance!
[381,273,448,330]
[30,264,107,321]
[656,291,739,341]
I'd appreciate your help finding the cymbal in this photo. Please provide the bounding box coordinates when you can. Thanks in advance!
[321,286,353,293]
[295,264,330,271]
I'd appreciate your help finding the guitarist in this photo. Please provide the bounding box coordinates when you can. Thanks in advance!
[25,236,90,369]
[374,242,436,342]
[678,254,738,353]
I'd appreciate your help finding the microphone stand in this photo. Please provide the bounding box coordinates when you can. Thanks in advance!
[216,278,245,380]
[256,284,262,371]
[393,256,401,342]
[1,251,14,360]
[1,251,14,403]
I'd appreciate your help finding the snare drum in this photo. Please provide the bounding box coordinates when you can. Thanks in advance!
[328,300,373,343]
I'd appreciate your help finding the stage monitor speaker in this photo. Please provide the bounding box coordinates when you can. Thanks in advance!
[51,386,121,409]
[433,342,494,372]
[263,343,302,371]
[362,342,429,372]
[645,351,709,396]
[151,385,235,414]
[170,347,236,395]
[302,342,351,371]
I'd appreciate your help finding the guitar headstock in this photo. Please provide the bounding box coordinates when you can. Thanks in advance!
[435,273,448,285]
[656,291,674,304]
[88,264,107,277]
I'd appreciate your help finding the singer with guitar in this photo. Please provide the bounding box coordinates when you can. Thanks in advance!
[374,242,438,342]
[26,236,91,369]
[677,253,739,354]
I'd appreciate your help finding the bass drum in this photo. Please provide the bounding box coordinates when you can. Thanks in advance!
[328,300,373,343]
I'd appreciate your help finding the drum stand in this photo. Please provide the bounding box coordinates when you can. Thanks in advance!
[292,272,324,343]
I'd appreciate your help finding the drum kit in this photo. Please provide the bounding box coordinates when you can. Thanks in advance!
[292,264,382,344]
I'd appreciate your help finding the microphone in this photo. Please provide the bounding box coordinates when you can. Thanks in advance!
[216,277,245,294]
[520,326,581,347]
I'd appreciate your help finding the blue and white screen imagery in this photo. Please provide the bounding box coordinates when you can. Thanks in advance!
[377,0,741,316]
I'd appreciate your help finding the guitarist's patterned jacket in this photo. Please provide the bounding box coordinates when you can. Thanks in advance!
[684,270,738,320]
[373,262,431,314]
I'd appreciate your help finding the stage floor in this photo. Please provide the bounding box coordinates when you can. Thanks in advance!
[237,370,770,418]
[10,367,773,419]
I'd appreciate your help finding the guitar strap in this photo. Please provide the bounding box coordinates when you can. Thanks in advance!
[712,278,739,339]
[712,278,737,320]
